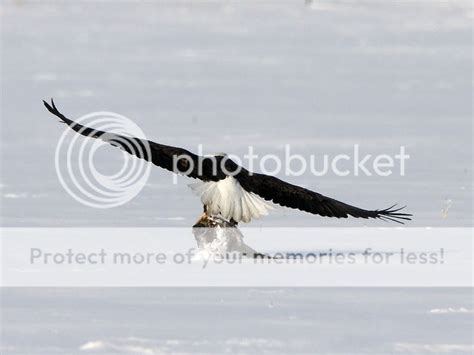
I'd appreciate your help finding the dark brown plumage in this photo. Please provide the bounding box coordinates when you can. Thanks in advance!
[44,99,412,224]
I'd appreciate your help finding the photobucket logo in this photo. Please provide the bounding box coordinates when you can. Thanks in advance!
[55,112,151,208]
[171,144,410,184]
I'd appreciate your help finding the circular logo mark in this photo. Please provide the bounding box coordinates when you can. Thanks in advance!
[55,111,151,208]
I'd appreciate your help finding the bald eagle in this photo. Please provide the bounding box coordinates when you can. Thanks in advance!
[44,99,411,225]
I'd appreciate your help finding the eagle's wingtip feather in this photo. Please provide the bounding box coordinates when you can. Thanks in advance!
[43,98,58,115]
[376,204,412,224]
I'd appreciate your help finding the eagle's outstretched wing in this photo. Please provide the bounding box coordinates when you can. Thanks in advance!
[43,99,225,181]
[45,99,412,223]
[235,171,412,224]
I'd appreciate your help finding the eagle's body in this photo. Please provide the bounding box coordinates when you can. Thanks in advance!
[43,99,412,225]
[190,176,272,223]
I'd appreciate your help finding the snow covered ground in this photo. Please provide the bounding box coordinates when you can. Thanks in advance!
[2,288,473,354]
[1,0,472,354]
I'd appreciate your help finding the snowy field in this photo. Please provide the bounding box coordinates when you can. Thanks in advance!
[1,1,472,354]
[2,288,473,354]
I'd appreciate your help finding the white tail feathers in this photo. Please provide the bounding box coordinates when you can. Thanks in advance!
[189,176,273,223]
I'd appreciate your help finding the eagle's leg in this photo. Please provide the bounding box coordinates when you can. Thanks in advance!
[192,205,209,228]
[192,204,238,228]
